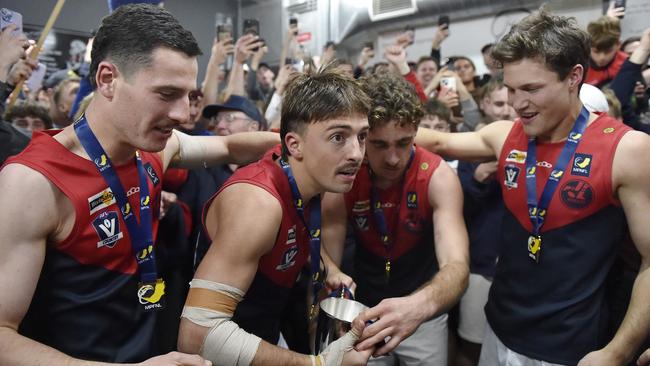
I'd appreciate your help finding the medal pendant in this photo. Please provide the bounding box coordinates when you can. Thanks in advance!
[137,278,166,311]
[385,259,391,282]
[527,235,542,263]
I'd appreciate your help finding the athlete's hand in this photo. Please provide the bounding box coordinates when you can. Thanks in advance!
[325,267,357,296]
[577,348,626,366]
[317,317,370,366]
[354,295,428,356]
[138,351,212,366]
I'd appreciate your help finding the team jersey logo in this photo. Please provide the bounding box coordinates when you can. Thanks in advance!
[92,211,124,248]
[603,127,615,134]
[505,150,527,164]
[276,246,299,271]
[88,188,116,214]
[144,162,160,186]
[420,162,429,171]
[571,153,592,177]
[504,165,520,189]
[561,180,594,209]
[352,200,370,213]
[286,225,297,245]
[354,215,369,231]
[406,192,418,209]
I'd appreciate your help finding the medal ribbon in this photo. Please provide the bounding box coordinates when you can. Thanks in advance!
[74,116,157,284]
[524,107,589,242]
[279,158,323,317]
[370,149,415,280]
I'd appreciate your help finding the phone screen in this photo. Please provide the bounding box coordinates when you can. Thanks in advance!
[217,24,233,43]
[243,19,260,36]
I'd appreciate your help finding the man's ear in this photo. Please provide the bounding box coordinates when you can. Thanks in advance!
[95,61,120,99]
[567,64,584,92]
[284,131,304,160]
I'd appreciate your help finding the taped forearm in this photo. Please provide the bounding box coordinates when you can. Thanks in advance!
[181,279,262,366]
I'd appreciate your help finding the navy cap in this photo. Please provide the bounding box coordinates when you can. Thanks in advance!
[202,95,267,130]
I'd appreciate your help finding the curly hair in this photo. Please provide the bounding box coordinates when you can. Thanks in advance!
[4,101,52,129]
[360,72,423,130]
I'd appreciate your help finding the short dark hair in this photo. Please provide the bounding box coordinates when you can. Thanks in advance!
[481,43,494,54]
[452,56,476,70]
[416,56,438,71]
[281,61,371,157]
[89,4,201,89]
[360,72,423,130]
[491,8,590,82]
[478,78,506,103]
[422,99,450,124]
[4,101,53,129]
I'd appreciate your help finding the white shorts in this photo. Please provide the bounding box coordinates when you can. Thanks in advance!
[458,273,492,344]
[478,324,566,366]
[369,313,448,366]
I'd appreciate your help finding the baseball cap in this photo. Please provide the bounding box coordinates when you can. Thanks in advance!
[202,95,267,130]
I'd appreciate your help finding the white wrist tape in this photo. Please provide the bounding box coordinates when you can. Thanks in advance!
[181,279,261,366]
[174,129,210,168]
[317,329,360,366]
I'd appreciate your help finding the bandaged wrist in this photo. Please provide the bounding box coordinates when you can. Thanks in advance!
[181,279,261,365]
[174,129,210,168]
[317,329,359,366]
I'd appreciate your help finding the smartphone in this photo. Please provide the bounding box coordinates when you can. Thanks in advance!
[243,19,260,51]
[365,41,374,50]
[289,17,298,35]
[438,15,450,29]
[0,8,23,37]
[443,57,457,72]
[243,18,260,36]
[614,0,625,18]
[216,23,233,43]
[25,63,46,92]
[440,76,456,92]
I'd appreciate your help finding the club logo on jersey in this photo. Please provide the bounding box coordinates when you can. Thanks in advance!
[406,192,418,209]
[92,211,124,248]
[536,161,552,169]
[276,246,299,271]
[420,162,429,171]
[505,150,527,164]
[571,153,592,177]
[88,188,116,214]
[561,179,594,209]
[126,186,140,197]
[286,225,297,245]
[94,154,110,172]
[352,200,370,213]
[603,127,615,134]
[144,162,160,186]
[354,215,369,231]
[504,165,520,189]
[405,214,424,233]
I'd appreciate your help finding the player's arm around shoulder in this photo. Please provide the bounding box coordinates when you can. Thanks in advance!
[415,119,513,162]
[0,164,65,364]
[162,129,279,171]
[178,182,282,353]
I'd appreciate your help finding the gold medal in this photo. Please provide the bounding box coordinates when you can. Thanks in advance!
[527,235,542,263]
[385,259,391,282]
